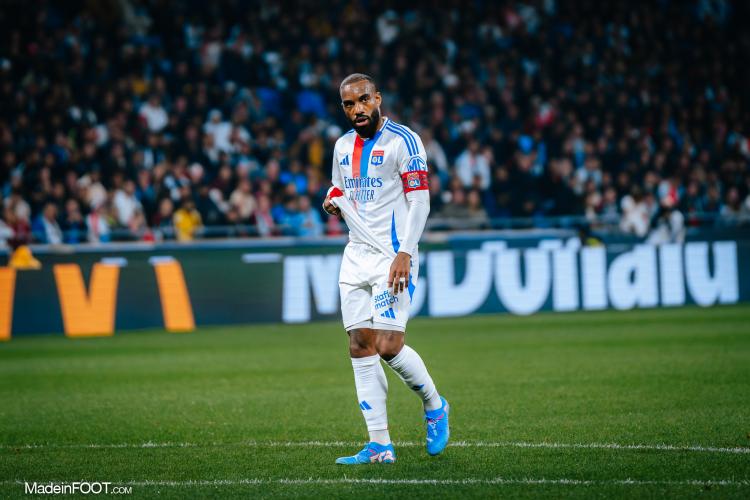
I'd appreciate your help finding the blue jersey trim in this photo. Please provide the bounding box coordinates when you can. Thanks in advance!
[359,129,383,179]
[385,123,416,156]
[387,121,418,153]
[385,122,418,156]
[391,211,400,253]
[391,211,416,300]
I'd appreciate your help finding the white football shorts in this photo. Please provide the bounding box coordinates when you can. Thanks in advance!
[339,242,419,332]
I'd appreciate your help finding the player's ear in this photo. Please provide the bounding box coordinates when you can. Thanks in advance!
[375,91,382,106]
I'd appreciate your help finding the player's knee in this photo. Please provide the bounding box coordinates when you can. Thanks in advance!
[348,329,376,357]
[375,331,404,361]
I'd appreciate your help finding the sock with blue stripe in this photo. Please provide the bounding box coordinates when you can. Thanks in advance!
[351,354,391,445]
[385,345,442,412]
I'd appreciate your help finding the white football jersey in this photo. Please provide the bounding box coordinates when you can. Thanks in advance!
[331,117,429,253]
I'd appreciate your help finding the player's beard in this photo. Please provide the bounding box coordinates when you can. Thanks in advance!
[352,108,380,138]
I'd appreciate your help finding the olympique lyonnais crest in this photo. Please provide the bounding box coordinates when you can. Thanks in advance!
[370,150,384,165]
[402,170,428,193]
[407,172,421,189]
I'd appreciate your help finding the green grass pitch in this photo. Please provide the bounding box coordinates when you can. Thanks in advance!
[1,306,749,498]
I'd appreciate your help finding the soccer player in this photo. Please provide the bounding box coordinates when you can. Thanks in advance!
[323,73,449,464]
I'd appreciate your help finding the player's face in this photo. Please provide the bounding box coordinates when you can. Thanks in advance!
[340,81,382,138]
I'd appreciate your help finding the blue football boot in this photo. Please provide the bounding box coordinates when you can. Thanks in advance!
[335,442,396,464]
[425,396,450,455]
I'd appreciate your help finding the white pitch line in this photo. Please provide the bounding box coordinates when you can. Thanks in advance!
[448,440,750,455]
[4,478,750,488]
[1,440,749,455]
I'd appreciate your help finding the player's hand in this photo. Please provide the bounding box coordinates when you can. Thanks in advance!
[388,252,411,295]
[323,196,341,216]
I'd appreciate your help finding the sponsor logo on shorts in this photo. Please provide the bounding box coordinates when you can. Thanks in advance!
[374,290,398,310]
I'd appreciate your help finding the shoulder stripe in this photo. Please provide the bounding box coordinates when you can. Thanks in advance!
[388,121,419,154]
[385,123,417,156]
[385,124,414,156]
[390,122,419,155]
[345,129,355,135]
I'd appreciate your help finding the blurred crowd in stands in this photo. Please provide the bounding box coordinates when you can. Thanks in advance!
[0,0,749,246]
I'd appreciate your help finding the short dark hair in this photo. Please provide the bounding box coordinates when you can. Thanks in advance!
[339,73,377,92]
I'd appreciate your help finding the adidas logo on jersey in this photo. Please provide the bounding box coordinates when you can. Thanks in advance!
[339,155,350,166]
[379,308,396,319]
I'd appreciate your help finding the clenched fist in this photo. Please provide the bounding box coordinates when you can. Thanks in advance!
[323,196,341,216]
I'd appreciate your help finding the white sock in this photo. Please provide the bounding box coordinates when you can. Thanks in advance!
[351,354,390,444]
[385,345,442,412]
[369,429,391,445]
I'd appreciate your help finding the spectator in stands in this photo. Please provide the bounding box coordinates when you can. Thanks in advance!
[86,203,112,244]
[466,189,490,229]
[620,188,652,238]
[281,160,309,195]
[78,171,108,212]
[129,209,153,241]
[139,95,169,133]
[297,195,324,237]
[173,199,203,242]
[114,180,142,228]
[455,139,491,191]
[229,178,257,223]
[195,185,225,226]
[3,201,31,248]
[439,188,471,219]
[0,210,14,249]
[253,194,276,237]
[647,198,686,244]
[139,134,166,171]
[279,196,304,235]
[4,192,31,229]
[721,187,743,217]
[203,109,233,154]
[421,128,449,183]
[32,202,63,245]
[0,0,747,243]
[154,198,175,232]
[703,186,723,214]
[61,199,87,244]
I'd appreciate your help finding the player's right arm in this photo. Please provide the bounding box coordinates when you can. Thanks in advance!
[323,140,343,216]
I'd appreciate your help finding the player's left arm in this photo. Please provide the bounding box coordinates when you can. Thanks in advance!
[388,134,430,295]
